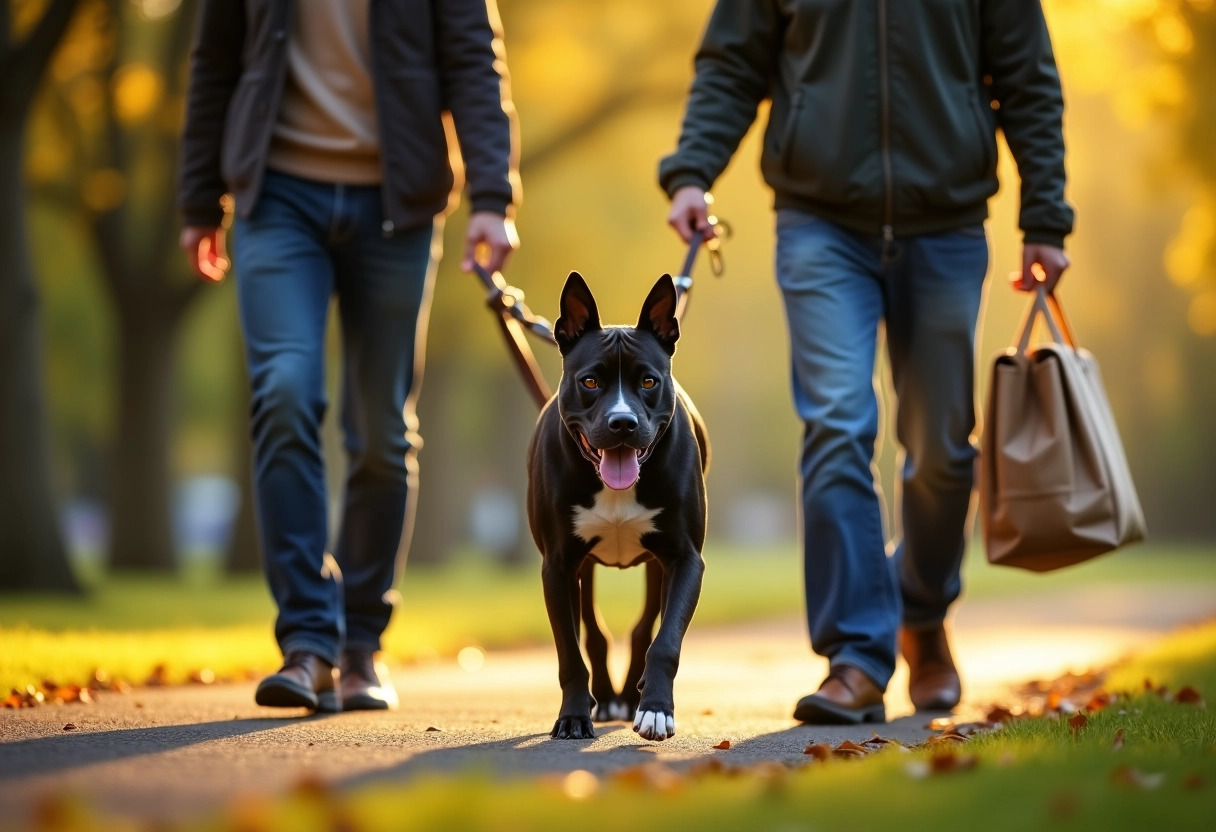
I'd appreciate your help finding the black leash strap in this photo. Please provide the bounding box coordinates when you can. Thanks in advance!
[473,221,727,409]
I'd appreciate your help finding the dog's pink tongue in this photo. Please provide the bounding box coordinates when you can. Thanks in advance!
[599,447,640,490]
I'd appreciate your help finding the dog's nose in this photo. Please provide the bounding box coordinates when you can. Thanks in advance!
[608,413,639,434]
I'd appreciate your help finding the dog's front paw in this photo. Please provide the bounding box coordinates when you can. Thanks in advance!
[593,696,634,723]
[632,708,675,741]
[551,714,596,740]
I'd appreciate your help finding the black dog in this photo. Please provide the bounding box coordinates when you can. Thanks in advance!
[527,273,708,741]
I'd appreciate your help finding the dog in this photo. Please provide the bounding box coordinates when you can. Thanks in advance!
[527,272,708,741]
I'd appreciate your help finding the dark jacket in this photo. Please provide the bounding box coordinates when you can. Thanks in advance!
[178,0,519,232]
[659,0,1074,246]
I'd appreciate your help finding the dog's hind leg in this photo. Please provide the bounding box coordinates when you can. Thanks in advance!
[620,556,662,719]
[579,561,619,722]
[542,554,596,739]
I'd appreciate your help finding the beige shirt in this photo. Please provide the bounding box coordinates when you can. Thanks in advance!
[267,0,381,184]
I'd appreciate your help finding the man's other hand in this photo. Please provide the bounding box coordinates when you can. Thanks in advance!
[463,211,519,274]
[1014,243,1069,293]
[180,226,229,282]
[667,186,714,244]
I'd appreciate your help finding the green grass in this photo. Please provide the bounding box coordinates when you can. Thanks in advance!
[18,621,1216,832]
[2,541,1213,692]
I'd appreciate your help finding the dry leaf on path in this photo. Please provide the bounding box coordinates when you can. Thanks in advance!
[832,740,868,758]
[712,740,731,750]
[1068,712,1088,736]
[803,743,831,760]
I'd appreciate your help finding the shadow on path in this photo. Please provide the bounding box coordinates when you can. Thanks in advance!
[0,714,337,780]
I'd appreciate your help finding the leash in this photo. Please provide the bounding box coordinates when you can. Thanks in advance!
[471,220,728,409]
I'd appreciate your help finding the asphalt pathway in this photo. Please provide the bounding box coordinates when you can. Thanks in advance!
[1,582,1213,825]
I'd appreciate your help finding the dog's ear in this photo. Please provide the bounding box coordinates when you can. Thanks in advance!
[555,271,601,354]
[637,274,680,354]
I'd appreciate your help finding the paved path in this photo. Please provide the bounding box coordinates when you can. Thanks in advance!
[1,582,1213,825]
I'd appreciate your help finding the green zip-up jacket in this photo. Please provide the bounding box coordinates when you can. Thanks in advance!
[659,0,1074,247]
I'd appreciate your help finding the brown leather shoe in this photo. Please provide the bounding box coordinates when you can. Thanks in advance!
[901,625,962,711]
[255,651,339,712]
[340,649,399,711]
[793,665,886,724]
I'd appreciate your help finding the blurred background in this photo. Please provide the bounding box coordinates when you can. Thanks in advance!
[2,0,1213,598]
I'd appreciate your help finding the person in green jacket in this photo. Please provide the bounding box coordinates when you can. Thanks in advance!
[661,0,1073,724]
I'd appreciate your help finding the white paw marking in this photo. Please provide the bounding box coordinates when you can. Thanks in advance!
[632,709,675,741]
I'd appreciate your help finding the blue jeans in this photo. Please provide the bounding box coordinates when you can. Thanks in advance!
[231,170,438,666]
[775,210,989,690]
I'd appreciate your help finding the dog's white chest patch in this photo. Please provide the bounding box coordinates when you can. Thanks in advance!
[571,486,662,567]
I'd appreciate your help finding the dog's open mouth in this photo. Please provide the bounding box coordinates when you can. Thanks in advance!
[577,431,647,491]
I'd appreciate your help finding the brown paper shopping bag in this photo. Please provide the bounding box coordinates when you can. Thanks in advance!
[979,288,1146,571]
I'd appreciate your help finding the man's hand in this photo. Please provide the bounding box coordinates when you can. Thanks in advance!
[1013,243,1069,293]
[180,226,229,282]
[462,211,519,274]
[667,186,714,244]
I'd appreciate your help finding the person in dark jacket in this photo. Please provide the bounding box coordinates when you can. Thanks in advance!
[661,0,1073,723]
[177,0,520,713]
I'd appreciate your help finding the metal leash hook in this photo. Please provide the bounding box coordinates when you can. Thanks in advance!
[472,217,728,409]
[673,214,729,322]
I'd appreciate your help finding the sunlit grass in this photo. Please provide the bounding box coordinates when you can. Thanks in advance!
[2,542,1213,692]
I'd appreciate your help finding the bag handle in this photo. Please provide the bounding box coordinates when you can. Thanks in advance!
[1015,287,1077,354]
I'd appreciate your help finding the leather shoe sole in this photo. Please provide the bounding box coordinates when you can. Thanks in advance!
[342,690,395,711]
[793,693,885,725]
[255,676,340,712]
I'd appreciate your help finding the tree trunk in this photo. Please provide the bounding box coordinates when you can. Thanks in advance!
[106,299,182,571]
[0,125,80,593]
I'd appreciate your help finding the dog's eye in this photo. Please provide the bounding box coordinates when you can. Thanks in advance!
[640,378,657,390]
[581,377,598,390]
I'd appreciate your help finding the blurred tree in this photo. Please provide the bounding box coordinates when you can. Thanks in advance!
[0,0,83,592]
[34,0,201,570]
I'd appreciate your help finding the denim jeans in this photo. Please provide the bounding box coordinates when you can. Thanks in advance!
[231,170,438,666]
[775,210,989,690]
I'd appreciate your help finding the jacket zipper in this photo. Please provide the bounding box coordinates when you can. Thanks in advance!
[877,0,894,244]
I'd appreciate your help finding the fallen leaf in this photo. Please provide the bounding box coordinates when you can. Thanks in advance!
[1111,765,1165,790]
[1086,690,1114,712]
[832,740,868,758]
[929,750,979,774]
[1183,774,1205,791]
[803,743,831,760]
[1176,686,1204,706]
[712,740,731,750]
[145,665,169,687]
[62,723,78,731]
[424,726,441,732]
[700,708,714,716]
[925,717,953,731]
[985,705,1015,723]
[1112,728,1125,751]
[1068,712,1088,736]
[2,691,21,709]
